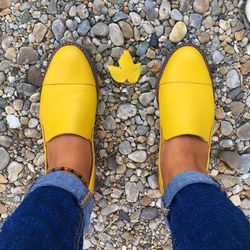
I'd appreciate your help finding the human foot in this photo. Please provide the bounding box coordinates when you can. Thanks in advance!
[40,44,97,192]
[160,135,208,188]
[47,135,92,185]
[157,45,214,192]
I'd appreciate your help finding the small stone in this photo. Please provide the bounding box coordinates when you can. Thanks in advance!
[241,60,250,75]
[101,204,119,216]
[169,21,187,43]
[179,0,192,13]
[129,12,141,26]
[189,13,202,29]
[103,115,116,130]
[193,0,209,14]
[241,199,250,209]
[119,141,132,155]
[231,102,244,115]
[220,139,233,148]
[109,23,124,46]
[171,9,183,21]
[125,182,139,202]
[226,69,240,89]
[112,11,128,22]
[24,128,40,138]
[119,210,130,221]
[69,5,77,17]
[66,20,78,31]
[0,203,7,214]
[17,82,37,97]
[33,23,47,42]
[77,20,90,36]
[0,174,8,184]
[118,21,133,39]
[219,151,241,170]
[159,0,171,20]
[149,34,159,48]
[0,136,12,147]
[33,153,44,166]
[91,22,109,37]
[7,161,24,182]
[220,121,233,136]
[20,10,31,23]
[0,72,5,85]
[117,104,137,120]
[141,207,159,220]
[77,4,89,19]
[147,60,161,73]
[48,0,57,14]
[198,32,210,44]
[128,151,147,163]
[5,48,16,60]
[17,47,39,65]
[6,115,21,129]
[237,123,250,140]
[237,154,250,174]
[0,147,10,171]
[144,0,158,21]
[247,95,250,108]
[217,174,240,188]
[230,195,241,207]
[136,42,149,56]
[28,66,43,87]
[213,50,224,65]
[148,174,158,189]
[93,0,107,15]
[52,19,66,41]
[245,0,250,23]
[0,60,11,71]
[0,0,11,9]
[139,92,155,106]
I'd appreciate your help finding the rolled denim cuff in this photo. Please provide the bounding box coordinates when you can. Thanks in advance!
[26,171,94,235]
[162,171,220,226]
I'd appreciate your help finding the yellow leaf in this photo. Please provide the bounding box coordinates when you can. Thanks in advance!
[107,66,126,83]
[108,50,141,84]
[119,50,134,73]
[127,63,141,84]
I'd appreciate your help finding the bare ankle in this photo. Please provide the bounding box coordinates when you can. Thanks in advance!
[161,135,208,188]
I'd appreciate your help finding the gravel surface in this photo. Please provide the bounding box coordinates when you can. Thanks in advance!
[0,0,250,249]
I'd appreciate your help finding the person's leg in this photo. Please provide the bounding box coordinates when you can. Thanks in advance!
[0,44,97,250]
[0,182,92,250]
[158,45,250,249]
[163,181,250,250]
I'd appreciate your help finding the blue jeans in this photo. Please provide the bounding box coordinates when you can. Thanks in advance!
[0,171,250,250]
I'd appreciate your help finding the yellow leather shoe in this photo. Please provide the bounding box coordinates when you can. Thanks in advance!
[40,43,97,193]
[157,44,214,193]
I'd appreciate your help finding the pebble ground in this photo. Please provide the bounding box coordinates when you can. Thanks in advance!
[0,0,250,249]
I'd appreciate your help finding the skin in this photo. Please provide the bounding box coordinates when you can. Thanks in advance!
[47,134,207,188]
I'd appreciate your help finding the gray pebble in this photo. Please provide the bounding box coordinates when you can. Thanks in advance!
[226,69,240,89]
[237,123,250,140]
[0,147,10,170]
[117,104,137,120]
[91,22,109,37]
[52,19,66,41]
[189,13,202,29]
[77,20,90,36]
[119,141,132,155]
[141,207,159,220]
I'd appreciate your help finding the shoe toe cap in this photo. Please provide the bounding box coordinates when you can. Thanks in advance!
[44,45,96,85]
[160,45,211,85]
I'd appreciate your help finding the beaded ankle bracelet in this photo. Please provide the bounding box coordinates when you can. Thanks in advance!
[48,166,88,187]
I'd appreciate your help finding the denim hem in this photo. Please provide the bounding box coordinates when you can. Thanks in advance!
[27,171,94,235]
[162,171,220,211]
